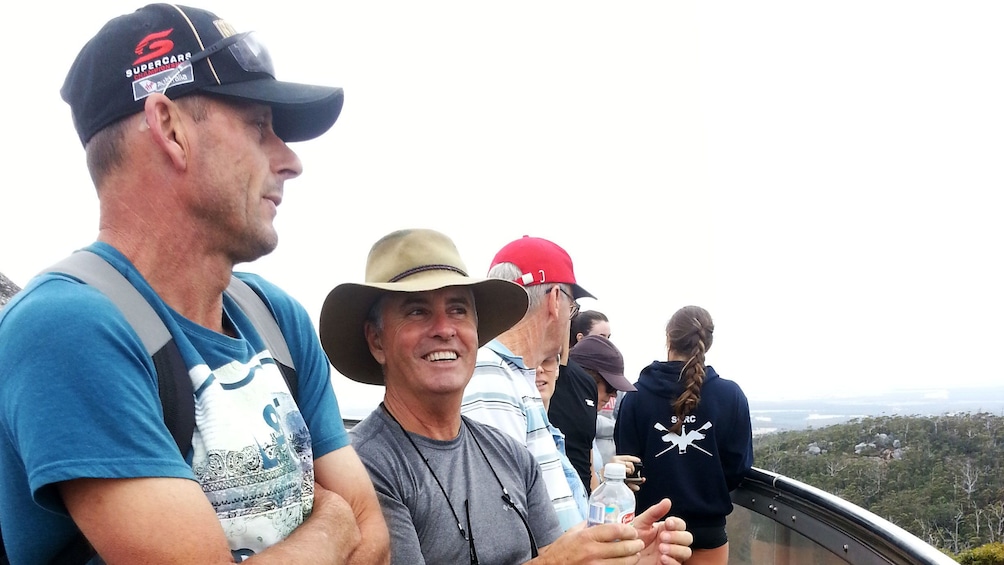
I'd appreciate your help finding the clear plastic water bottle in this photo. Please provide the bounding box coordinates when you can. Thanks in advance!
[587,462,636,526]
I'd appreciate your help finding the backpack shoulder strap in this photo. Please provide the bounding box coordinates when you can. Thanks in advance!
[39,251,193,565]
[46,251,171,355]
[226,276,298,403]
[44,251,196,456]
[30,256,300,564]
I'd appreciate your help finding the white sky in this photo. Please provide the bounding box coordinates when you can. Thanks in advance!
[3,2,1002,415]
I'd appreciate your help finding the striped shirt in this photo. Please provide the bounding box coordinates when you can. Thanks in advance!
[461,340,583,531]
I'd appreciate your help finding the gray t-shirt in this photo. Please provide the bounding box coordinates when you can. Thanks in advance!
[351,408,563,565]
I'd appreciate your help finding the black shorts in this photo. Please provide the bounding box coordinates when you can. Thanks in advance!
[689,525,728,550]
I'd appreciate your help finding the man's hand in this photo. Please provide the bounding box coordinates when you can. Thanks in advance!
[531,521,645,564]
[633,499,693,565]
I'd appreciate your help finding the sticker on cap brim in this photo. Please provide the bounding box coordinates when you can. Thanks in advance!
[133,62,195,101]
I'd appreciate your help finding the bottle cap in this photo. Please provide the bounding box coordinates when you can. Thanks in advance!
[604,462,627,480]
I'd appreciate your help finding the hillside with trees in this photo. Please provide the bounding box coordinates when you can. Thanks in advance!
[754,413,1004,562]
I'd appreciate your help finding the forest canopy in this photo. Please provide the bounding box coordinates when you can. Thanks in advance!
[754,412,1004,559]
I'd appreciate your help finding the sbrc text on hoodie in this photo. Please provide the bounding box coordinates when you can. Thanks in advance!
[614,360,753,528]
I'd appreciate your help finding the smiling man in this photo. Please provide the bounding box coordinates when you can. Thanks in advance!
[319,228,693,565]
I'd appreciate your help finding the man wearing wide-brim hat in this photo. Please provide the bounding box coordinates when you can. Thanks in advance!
[319,229,692,565]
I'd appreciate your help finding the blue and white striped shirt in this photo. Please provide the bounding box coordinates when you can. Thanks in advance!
[461,340,584,531]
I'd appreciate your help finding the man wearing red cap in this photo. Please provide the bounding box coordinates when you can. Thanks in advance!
[461,236,594,531]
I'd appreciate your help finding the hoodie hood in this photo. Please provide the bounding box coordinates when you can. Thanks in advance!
[635,360,720,399]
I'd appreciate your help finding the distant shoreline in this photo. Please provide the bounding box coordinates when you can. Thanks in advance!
[749,385,1004,435]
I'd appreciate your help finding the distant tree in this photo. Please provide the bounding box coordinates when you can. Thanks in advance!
[825,457,848,477]
[985,502,1004,544]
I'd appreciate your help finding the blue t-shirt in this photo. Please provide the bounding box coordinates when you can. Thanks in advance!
[0,243,348,564]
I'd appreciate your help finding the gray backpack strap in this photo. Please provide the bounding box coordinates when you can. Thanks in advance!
[43,251,195,455]
[226,276,294,371]
[225,276,298,402]
[44,250,170,355]
[40,250,192,565]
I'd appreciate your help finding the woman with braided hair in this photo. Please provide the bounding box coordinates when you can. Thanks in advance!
[614,305,753,565]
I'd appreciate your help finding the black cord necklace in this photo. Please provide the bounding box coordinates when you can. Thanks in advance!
[380,402,539,561]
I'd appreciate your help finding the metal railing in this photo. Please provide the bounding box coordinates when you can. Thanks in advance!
[727,467,957,565]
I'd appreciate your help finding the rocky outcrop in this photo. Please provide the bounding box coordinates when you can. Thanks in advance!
[1,272,21,309]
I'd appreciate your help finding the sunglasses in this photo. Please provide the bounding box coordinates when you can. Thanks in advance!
[553,286,580,319]
[156,31,275,96]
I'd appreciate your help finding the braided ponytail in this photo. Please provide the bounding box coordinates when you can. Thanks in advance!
[666,306,714,434]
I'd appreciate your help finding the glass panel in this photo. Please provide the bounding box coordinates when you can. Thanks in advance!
[727,504,849,565]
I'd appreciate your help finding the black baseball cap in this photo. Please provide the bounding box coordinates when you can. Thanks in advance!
[61,3,344,146]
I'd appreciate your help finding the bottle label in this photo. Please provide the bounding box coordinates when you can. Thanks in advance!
[587,503,635,526]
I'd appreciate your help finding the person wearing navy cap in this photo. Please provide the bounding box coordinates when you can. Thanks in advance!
[0,4,387,564]
[460,235,595,532]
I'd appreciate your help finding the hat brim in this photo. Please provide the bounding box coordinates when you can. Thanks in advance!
[599,370,637,392]
[201,81,344,142]
[319,272,529,386]
[571,283,595,300]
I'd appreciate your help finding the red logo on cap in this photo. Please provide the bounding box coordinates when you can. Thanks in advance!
[133,29,175,65]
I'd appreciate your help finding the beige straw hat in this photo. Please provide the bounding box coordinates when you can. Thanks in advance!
[319,229,529,385]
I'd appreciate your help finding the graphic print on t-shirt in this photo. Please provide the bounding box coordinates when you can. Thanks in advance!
[653,420,713,457]
[189,350,313,559]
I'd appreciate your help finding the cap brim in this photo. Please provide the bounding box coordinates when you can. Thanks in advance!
[571,283,595,300]
[600,370,636,392]
[201,80,344,142]
[319,275,529,386]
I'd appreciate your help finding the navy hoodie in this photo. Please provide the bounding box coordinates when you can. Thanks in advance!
[614,361,753,528]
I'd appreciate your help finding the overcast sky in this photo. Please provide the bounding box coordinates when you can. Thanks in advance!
[3,2,1002,416]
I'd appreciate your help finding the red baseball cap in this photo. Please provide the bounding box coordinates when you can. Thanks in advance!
[490,235,595,299]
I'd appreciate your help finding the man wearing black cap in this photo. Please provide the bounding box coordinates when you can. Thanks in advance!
[0,4,387,564]
[461,236,595,532]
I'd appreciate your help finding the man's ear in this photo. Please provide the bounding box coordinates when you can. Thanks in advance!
[142,93,189,170]
[547,286,563,321]
[364,321,387,366]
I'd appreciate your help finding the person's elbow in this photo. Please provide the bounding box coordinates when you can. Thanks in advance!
[349,505,391,565]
